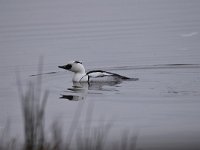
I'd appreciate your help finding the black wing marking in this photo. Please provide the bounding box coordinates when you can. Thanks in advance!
[86,70,132,80]
[86,70,105,74]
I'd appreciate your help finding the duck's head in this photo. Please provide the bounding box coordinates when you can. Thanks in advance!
[58,61,85,73]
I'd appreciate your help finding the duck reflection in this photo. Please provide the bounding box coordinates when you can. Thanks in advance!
[60,95,84,101]
[60,81,121,101]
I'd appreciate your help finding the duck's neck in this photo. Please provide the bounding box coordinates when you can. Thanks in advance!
[73,72,87,82]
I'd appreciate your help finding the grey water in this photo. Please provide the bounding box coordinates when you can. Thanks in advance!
[1,0,200,149]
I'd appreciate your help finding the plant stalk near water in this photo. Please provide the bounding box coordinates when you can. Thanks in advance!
[0,61,137,150]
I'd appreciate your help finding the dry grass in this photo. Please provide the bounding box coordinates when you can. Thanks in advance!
[0,61,138,150]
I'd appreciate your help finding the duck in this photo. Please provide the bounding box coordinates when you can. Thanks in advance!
[58,61,138,82]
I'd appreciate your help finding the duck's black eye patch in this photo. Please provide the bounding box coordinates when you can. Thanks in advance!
[74,61,82,64]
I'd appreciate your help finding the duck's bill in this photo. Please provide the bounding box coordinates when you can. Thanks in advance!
[58,65,65,69]
[58,64,72,70]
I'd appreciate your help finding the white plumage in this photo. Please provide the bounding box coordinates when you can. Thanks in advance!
[58,61,138,82]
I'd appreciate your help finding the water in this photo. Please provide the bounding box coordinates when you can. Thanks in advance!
[0,0,200,149]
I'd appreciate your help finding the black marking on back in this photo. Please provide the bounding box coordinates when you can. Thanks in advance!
[86,70,131,80]
[86,70,105,74]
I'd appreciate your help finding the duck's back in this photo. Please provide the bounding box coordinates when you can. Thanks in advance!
[87,70,137,82]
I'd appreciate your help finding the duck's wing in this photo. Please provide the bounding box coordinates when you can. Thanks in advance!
[87,70,111,78]
[86,70,133,80]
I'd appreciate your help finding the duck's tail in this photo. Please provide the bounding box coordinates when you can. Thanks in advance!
[120,76,139,81]
[113,73,139,81]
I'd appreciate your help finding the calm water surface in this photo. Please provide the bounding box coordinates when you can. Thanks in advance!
[0,0,200,149]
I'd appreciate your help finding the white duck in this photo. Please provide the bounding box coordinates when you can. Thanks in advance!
[58,61,138,82]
